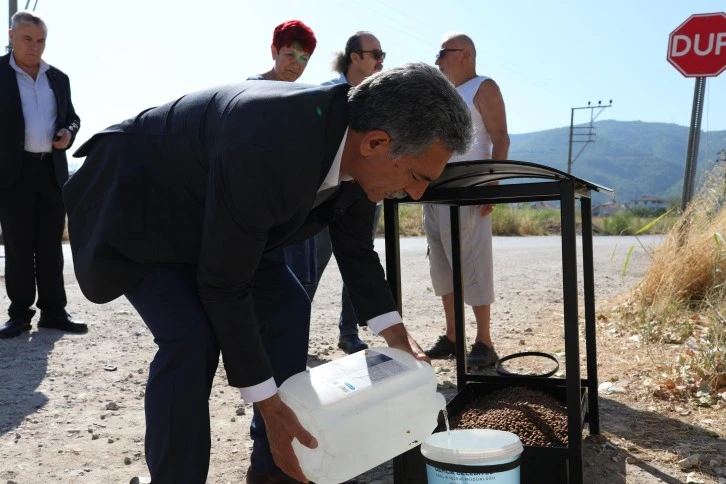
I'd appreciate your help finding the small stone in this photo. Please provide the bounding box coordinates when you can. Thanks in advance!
[236,406,245,416]
[230,417,236,422]
[92,434,100,440]
[108,438,114,444]
[124,456,132,465]
[678,454,701,470]
[106,402,119,411]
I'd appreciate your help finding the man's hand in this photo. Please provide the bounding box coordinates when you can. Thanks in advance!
[51,128,72,150]
[379,323,431,364]
[256,394,318,482]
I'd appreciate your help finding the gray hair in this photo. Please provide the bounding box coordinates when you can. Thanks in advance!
[347,62,472,159]
[11,11,47,32]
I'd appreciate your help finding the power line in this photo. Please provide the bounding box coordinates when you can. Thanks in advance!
[566,100,613,175]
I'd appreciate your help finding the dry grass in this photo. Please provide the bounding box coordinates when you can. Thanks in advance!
[614,164,726,402]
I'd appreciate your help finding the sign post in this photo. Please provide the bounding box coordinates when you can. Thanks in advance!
[667,12,726,210]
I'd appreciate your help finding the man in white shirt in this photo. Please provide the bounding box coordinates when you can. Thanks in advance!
[424,33,510,368]
[0,11,84,339]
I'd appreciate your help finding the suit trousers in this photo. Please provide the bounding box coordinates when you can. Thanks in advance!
[124,250,311,483]
[0,155,67,319]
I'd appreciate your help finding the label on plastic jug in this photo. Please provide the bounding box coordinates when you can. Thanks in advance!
[312,350,410,396]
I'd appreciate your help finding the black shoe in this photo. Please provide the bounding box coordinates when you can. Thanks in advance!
[425,334,456,359]
[337,334,369,354]
[38,312,88,334]
[0,317,32,339]
[467,342,499,368]
[245,466,300,483]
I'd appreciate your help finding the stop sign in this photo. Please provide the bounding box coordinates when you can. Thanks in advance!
[667,12,726,77]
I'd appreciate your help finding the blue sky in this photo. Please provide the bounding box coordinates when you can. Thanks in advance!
[4,0,726,165]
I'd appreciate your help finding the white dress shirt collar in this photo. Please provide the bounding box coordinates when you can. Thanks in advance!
[318,128,353,193]
[9,53,50,76]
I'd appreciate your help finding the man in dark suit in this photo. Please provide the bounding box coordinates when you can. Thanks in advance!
[0,11,85,339]
[63,63,472,484]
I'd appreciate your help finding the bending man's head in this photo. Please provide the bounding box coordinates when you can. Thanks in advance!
[344,62,473,201]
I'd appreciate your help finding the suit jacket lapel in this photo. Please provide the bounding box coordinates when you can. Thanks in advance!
[46,68,63,132]
[319,85,350,188]
[0,54,24,136]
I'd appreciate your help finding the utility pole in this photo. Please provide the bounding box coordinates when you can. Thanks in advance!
[567,100,613,175]
[680,77,706,211]
[7,0,18,53]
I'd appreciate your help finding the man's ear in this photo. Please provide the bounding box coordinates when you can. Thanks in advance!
[271,45,278,60]
[359,130,390,156]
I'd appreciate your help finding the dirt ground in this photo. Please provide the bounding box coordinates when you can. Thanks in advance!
[1,235,724,484]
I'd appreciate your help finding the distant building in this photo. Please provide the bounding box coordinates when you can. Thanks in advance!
[593,200,627,216]
[631,195,668,214]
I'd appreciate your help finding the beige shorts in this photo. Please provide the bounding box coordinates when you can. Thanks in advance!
[423,204,494,306]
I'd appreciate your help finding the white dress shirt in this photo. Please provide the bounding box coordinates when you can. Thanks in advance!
[10,54,57,154]
[239,128,402,403]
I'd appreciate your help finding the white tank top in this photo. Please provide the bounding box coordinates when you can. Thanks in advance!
[449,75,492,163]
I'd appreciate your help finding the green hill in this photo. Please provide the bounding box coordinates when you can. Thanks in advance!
[509,120,726,205]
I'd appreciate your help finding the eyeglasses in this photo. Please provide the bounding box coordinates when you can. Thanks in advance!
[436,48,464,60]
[356,49,386,61]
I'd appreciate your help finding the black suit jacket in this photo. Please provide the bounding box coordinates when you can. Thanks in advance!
[0,53,80,189]
[63,81,397,388]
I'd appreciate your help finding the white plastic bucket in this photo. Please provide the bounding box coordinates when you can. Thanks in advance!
[278,347,445,484]
[421,429,523,484]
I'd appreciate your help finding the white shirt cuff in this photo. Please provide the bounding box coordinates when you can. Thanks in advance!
[366,311,402,335]
[238,377,278,403]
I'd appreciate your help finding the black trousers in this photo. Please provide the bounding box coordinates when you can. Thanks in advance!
[0,155,67,320]
[124,250,311,483]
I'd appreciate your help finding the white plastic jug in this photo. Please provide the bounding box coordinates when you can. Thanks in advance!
[278,347,446,484]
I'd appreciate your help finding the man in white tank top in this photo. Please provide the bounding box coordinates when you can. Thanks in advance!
[423,33,510,368]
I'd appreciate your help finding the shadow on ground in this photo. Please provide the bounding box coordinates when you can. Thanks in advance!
[584,396,724,483]
[0,329,63,435]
